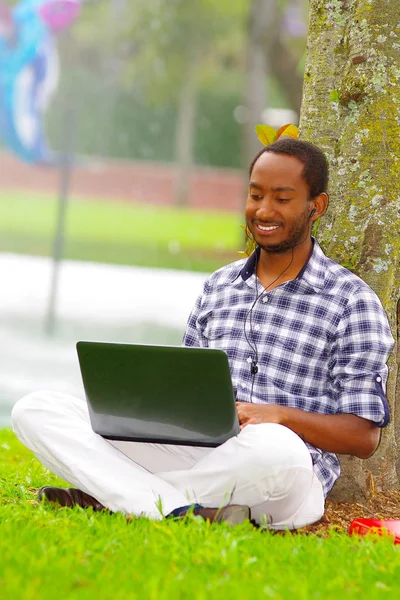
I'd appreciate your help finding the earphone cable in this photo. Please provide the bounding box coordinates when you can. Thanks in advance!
[244,218,315,403]
[244,247,295,402]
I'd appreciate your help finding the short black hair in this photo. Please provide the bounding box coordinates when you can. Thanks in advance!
[249,138,329,198]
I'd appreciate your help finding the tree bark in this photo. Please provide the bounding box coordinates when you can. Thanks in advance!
[300,0,400,500]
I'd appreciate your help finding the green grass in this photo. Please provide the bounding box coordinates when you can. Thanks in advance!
[1,428,400,599]
[0,192,244,272]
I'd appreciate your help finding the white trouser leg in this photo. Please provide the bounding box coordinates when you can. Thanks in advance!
[159,423,324,528]
[112,427,324,528]
[276,472,324,530]
[11,390,188,519]
[12,391,324,528]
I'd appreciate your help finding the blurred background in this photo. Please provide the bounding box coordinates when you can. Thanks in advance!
[0,0,308,425]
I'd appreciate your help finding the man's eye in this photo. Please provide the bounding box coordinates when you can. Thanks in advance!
[250,194,262,200]
[276,198,290,203]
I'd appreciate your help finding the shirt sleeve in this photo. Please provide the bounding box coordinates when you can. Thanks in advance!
[182,293,204,347]
[182,276,214,348]
[330,287,394,427]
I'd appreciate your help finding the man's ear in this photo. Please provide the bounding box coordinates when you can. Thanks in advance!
[310,192,329,221]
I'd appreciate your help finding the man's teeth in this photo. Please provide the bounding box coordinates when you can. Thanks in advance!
[258,224,280,231]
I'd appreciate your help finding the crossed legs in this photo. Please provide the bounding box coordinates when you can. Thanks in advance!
[11,390,324,529]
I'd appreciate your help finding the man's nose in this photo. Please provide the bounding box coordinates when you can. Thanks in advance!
[256,197,276,220]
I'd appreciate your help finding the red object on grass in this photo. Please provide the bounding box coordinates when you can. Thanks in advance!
[349,519,400,544]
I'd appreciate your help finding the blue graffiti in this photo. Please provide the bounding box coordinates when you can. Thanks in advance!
[0,0,80,163]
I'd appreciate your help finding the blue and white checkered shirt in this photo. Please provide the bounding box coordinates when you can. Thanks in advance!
[183,239,394,497]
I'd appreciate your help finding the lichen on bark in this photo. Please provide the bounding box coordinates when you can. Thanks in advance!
[300,0,400,500]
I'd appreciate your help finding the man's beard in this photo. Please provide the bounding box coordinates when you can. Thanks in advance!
[252,208,310,254]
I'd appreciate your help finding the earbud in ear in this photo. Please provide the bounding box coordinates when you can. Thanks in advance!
[309,208,317,219]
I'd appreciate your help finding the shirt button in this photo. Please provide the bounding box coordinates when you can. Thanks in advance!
[376,376,382,383]
[262,296,269,303]
[254,325,260,331]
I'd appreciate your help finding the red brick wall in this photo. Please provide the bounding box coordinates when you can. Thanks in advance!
[0,153,245,213]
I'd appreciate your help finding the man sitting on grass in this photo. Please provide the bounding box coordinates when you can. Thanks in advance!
[11,138,394,529]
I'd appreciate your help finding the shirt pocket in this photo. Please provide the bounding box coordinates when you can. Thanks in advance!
[202,322,235,352]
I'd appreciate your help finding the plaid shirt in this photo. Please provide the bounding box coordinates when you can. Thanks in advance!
[183,239,394,497]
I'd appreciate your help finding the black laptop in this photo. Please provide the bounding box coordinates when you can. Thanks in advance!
[76,341,239,447]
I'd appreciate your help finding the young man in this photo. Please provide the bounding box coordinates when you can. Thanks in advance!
[11,139,394,529]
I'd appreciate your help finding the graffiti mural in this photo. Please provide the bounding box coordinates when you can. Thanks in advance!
[0,0,80,163]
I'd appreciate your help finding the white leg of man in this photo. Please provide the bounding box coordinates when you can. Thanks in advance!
[12,393,324,528]
[116,423,324,529]
[11,390,191,519]
[159,423,323,528]
[269,473,325,530]
[110,439,210,474]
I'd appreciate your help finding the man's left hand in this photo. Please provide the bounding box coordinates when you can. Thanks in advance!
[235,401,380,459]
[236,402,283,429]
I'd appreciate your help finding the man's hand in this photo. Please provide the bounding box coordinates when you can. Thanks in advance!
[235,401,380,458]
[236,402,283,429]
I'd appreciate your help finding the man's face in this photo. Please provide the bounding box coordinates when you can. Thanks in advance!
[245,152,312,254]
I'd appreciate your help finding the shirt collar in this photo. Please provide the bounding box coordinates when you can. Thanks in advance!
[239,237,328,292]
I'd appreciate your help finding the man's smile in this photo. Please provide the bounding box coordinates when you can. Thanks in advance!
[254,223,281,234]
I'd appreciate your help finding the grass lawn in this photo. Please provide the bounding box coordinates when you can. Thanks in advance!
[0,192,244,272]
[1,428,399,599]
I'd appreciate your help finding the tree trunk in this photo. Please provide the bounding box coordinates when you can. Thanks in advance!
[300,0,400,500]
[174,57,198,207]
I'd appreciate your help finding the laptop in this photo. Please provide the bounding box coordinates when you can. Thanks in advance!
[76,341,240,447]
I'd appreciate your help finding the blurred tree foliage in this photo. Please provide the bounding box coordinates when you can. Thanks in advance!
[243,0,306,165]
[46,0,307,173]
[122,0,249,204]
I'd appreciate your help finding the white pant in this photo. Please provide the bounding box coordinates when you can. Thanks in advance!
[11,390,324,529]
